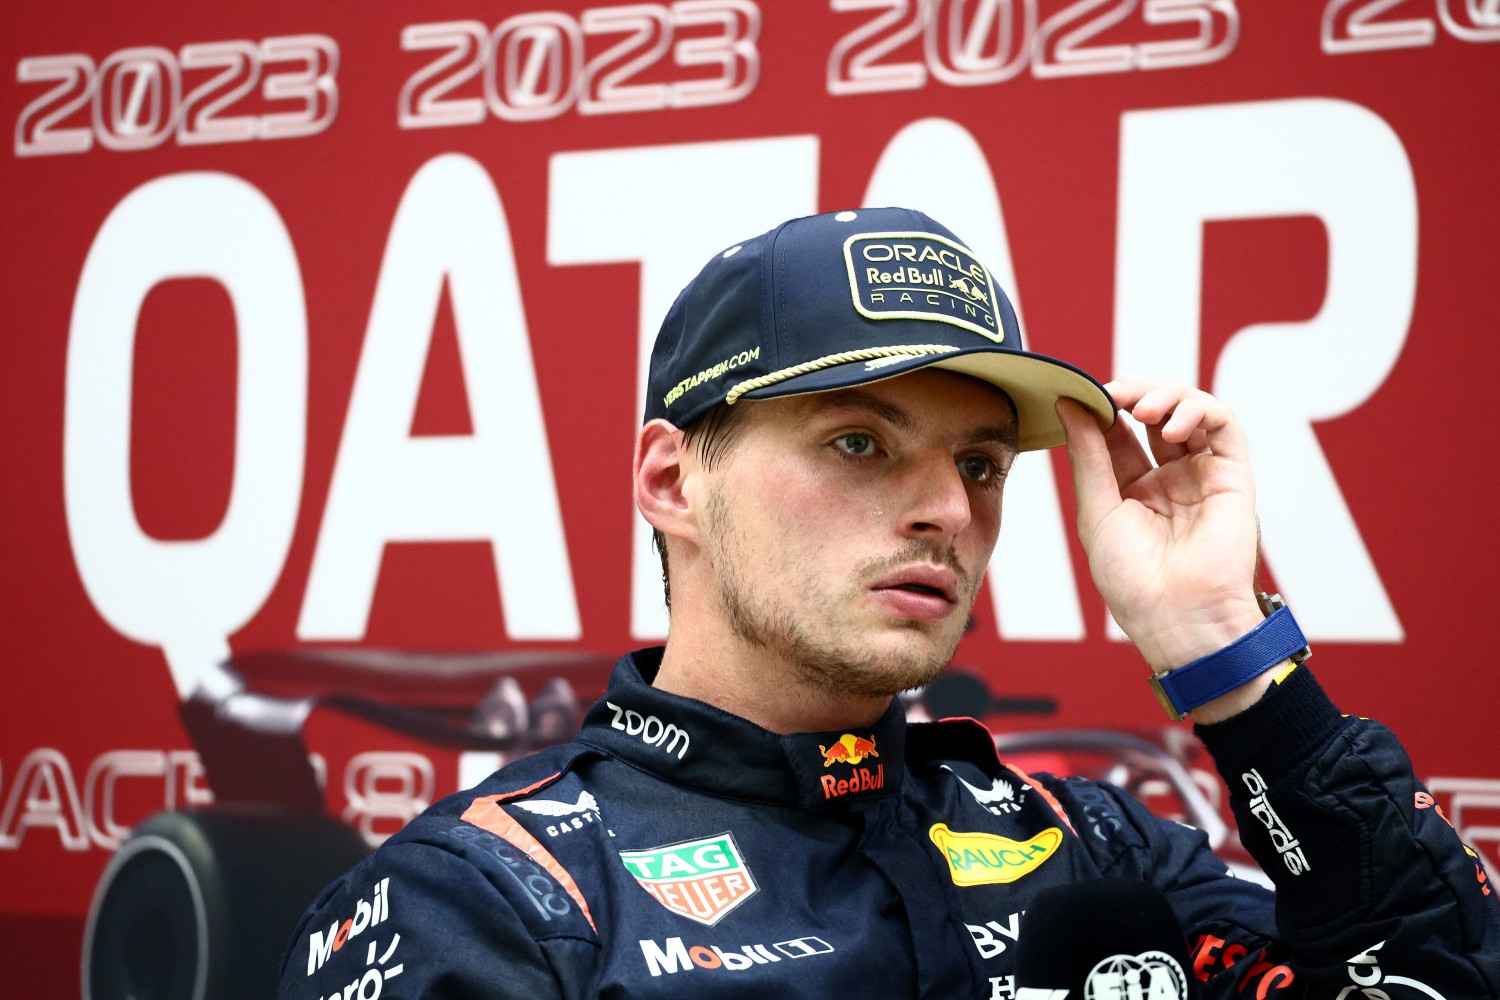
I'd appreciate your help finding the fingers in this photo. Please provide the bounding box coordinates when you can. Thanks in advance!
[1056,397,1122,538]
[1104,378,1249,466]
[1101,410,1155,491]
[1059,380,1251,535]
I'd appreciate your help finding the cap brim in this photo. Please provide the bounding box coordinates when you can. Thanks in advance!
[736,345,1114,451]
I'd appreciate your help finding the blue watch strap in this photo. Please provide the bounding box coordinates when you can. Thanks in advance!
[1149,605,1310,720]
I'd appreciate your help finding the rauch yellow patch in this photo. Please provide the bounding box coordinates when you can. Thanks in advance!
[928,824,1063,887]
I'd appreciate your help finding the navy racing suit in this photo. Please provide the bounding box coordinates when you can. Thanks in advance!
[279,649,1499,999]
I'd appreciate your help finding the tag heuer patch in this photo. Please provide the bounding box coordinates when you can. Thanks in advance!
[844,231,1002,342]
[618,832,758,925]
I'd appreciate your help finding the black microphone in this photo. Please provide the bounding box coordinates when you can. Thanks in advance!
[920,670,1057,719]
[1014,879,1199,1000]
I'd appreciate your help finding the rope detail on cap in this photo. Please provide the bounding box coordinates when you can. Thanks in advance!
[725,344,957,404]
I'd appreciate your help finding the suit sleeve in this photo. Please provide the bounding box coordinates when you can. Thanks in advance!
[1045,771,1292,996]
[277,824,599,1000]
[1192,665,1500,998]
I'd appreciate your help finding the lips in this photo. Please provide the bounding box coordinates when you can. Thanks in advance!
[869,565,961,622]
[871,565,959,604]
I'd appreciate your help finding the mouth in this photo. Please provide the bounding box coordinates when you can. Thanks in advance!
[869,566,961,607]
[885,581,953,602]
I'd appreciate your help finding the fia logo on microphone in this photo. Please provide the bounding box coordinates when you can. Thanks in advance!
[1084,950,1188,1000]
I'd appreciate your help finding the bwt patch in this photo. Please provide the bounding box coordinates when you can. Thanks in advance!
[843,231,1002,342]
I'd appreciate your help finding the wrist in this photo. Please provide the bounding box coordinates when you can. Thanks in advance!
[1133,600,1266,674]
[1147,596,1312,723]
[1186,672,1281,725]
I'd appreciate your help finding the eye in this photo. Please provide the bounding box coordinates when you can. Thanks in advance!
[832,432,877,457]
[958,455,1001,484]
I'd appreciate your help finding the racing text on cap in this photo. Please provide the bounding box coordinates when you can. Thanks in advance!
[843,232,1002,343]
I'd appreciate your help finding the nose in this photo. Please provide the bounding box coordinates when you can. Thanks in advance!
[899,451,973,541]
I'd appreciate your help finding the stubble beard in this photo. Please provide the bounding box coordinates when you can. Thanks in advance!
[706,488,972,700]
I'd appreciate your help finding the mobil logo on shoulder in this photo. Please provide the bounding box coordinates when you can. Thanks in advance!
[307,877,392,975]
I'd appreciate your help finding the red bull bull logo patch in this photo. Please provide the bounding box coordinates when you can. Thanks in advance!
[819,733,879,767]
[619,832,758,926]
[928,824,1063,887]
[816,734,885,801]
[819,763,884,800]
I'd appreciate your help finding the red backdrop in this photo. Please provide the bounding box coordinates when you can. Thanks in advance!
[3,1,1498,993]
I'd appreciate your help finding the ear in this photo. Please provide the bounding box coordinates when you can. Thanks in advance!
[634,419,700,545]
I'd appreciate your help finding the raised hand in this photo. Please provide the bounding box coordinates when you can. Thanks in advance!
[1055,379,1268,707]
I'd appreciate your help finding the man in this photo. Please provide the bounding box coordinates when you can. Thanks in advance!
[280,208,1498,999]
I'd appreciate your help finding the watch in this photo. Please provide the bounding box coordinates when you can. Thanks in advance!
[1148,592,1312,721]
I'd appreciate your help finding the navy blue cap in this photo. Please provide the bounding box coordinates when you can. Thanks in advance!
[644,207,1114,451]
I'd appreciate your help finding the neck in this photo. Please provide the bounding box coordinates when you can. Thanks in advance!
[653,626,894,735]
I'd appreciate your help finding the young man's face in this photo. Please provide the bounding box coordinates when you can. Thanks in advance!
[696,367,1018,699]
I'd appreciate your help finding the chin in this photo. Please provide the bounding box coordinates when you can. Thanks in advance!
[821,632,958,699]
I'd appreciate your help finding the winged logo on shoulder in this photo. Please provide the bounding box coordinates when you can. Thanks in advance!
[513,791,599,817]
[942,765,1023,815]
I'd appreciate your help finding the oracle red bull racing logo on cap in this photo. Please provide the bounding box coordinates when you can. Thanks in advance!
[844,231,1002,342]
[619,832,758,926]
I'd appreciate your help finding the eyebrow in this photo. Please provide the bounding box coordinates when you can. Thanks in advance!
[800,389,916,432]
[799,389,1020,452]
[964,424,1020,453]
